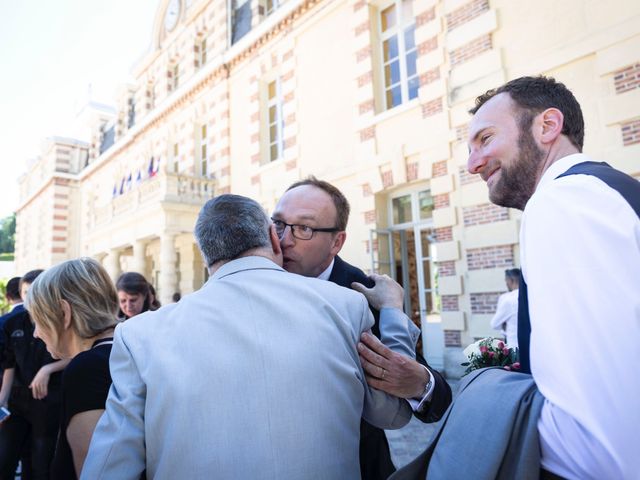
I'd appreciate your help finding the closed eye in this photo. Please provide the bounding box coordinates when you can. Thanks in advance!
[295,224,313,234]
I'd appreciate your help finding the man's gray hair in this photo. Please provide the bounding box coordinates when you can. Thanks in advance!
[195,194,271,267]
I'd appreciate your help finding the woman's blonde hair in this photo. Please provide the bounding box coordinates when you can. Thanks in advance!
[25,257,120,341]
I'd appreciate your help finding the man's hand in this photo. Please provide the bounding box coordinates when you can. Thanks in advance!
[357,332,429,399]
[351,274,404,310]
[29,365,51,400]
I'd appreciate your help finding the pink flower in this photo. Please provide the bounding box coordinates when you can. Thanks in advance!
[479,346,488,354]
[513,362,521,370]
[502,347,510,356]
[488,351,495,358]
[498,341,505,349]
[504,365,511,371]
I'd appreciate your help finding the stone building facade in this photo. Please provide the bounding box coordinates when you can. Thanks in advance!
[15,0,640,373]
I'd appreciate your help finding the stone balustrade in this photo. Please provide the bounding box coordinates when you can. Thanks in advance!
[91,173,216,227]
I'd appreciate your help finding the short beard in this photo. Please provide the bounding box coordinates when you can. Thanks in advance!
[489,126,545,210]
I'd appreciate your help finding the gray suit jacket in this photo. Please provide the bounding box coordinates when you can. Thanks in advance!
[390,367,544,480]
[81,256,415,479]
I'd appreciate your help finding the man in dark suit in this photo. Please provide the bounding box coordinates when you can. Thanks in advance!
[0,277,23,364]
[272,177,452,480]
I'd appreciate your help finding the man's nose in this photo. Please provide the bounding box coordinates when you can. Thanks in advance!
[280,225,296,246]
[467,148,488,175]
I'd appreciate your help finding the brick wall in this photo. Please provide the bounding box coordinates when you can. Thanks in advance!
[466,245,514,270]
[433,193,450,209]
[441,295,459,311]
[459,166,481,185]
[621,118,640,146]
[449,34,492,67]
[422,98,443,118]
[381,170,394,188]
[364,209,376,224]
[470,292,501,314]
[434,226,453,242]
[444,330,462,347]
[614,63,640,94]
[407,162,419,182]
[462,203,509,226]
[438,260,456,277]
[446,0,490,31]
[455,123,469,143]
[432,160,448,177]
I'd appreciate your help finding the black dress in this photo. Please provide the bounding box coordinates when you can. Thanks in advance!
[51,338,113,480]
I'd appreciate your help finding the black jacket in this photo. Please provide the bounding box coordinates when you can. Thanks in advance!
[328,255,452,480]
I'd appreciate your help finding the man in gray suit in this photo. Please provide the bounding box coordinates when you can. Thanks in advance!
[81,194,416,480]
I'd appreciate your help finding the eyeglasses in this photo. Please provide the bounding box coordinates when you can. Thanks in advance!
[271,218,340,241]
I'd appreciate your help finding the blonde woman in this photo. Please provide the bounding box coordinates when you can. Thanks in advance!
[25,258,120,479]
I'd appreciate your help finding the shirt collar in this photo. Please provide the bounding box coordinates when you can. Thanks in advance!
[536,153,591,192]
[316,259,335,281]
[11,302,23,311]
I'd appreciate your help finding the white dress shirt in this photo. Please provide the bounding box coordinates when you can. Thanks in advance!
[520,153,640,479]
[490,289,519,347]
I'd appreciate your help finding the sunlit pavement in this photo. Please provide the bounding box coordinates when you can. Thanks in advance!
[387,379,460,469]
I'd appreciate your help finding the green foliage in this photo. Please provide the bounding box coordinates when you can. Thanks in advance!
[0,278,8,315]
[0,214,15,254]
[0,253,14,261]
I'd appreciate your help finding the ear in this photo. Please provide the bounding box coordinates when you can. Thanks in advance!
[330,231,347,256]
[269,224,283,258]
[60,299,72,331]
[538,107,564,145]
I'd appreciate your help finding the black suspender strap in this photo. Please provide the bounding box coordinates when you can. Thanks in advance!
[517,161,640,374]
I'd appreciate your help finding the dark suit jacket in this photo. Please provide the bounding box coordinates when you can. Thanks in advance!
[328,256,452,480]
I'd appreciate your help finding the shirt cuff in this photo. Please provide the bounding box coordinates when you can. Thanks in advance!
[406,366,435,412]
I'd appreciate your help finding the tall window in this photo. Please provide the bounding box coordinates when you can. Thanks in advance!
[127,96,136,129]
[379,0,418,110]
[266,79,283,162]
[146,82,155,111]
[173,143,179,173]
[232,0,252,44]
[168,62,179,93]
[264,0,280,16]
[194,37,207,70]
[200,124,208,176]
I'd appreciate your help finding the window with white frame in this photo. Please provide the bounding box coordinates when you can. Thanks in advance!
[379,0,418,110]
[194,37,207,70]
[232,0,252,44]
[199,124,208,176]
[266,79,283,162]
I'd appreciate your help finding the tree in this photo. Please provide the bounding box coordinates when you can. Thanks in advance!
[0,214,15,253]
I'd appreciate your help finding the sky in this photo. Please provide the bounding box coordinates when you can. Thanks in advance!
[0,0,161,219]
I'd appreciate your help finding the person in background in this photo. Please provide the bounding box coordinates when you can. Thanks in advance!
[489,268,521,347]
[0,269,69,480]
[0,277,23,379]
[26,258,120,479]
[115,272,154,320]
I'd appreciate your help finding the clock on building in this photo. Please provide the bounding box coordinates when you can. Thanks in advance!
[164,0,181,32]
